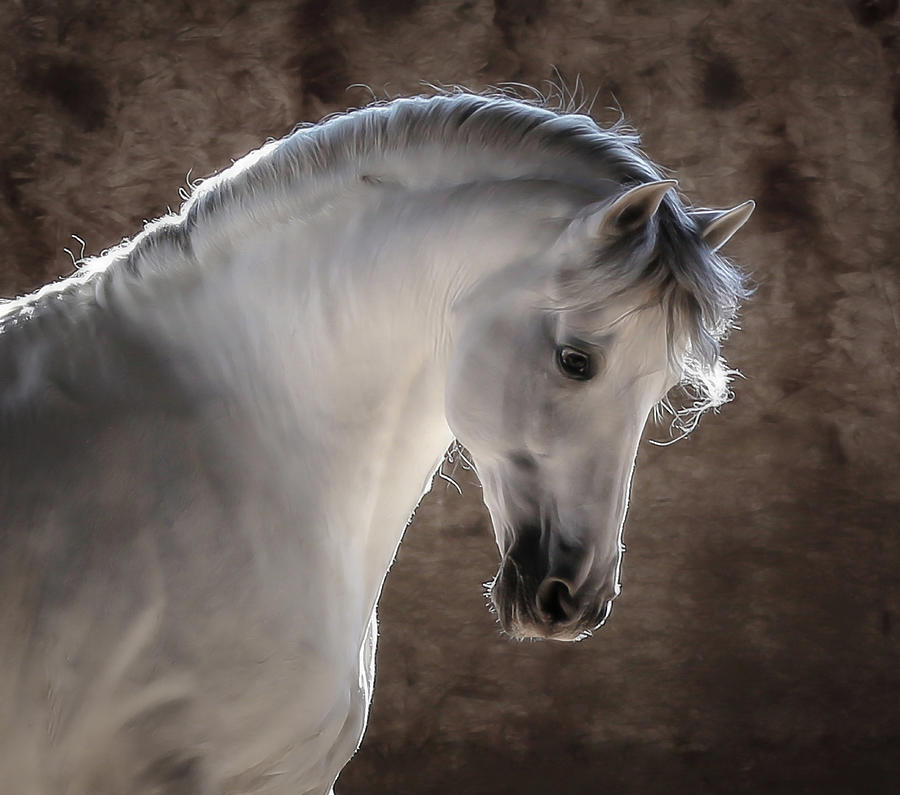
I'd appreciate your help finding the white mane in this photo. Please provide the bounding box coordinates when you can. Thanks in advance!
[2,93,650,309]
[1,91,748,419]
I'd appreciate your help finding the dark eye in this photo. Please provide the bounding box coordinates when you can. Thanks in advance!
[556,345,593,380]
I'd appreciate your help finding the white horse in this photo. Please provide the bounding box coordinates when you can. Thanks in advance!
[0,92,752,794]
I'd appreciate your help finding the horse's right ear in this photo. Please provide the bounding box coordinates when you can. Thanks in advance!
[578,180,678,240]
[691,201,755,251]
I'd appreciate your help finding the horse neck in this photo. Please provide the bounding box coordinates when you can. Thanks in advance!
[144,179,574,623]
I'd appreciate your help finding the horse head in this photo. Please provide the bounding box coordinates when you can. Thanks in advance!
[446,180,753,641]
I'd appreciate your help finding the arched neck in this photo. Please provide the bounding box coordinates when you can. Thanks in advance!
[133,179,584,631]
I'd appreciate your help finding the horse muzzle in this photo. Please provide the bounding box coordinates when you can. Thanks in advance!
[490,542,617,642]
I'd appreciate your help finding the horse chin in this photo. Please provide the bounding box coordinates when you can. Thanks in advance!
[510,621,596,643]
[489,585,604,643]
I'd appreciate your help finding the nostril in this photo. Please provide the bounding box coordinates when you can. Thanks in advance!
[535,577,579,623]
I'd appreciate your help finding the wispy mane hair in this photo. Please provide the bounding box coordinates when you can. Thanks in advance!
[553,181,751,433]
[1,87,750,432]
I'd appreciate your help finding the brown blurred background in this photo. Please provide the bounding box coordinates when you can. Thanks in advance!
[1,1,898,792]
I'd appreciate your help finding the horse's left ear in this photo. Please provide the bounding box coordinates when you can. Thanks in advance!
[692,200,755,251]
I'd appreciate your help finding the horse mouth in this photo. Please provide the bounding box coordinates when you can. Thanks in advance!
[493,597,610,642]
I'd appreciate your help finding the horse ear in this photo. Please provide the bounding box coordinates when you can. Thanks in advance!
[692,200,755,251]
[573,180,678,244]
[600,179,678,235]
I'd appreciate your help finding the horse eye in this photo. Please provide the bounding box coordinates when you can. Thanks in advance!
[556,345,593,380]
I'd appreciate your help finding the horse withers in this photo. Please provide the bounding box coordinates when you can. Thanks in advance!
[0,92,752,794]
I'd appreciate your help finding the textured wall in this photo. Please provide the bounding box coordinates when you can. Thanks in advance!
[1,1,898,792]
